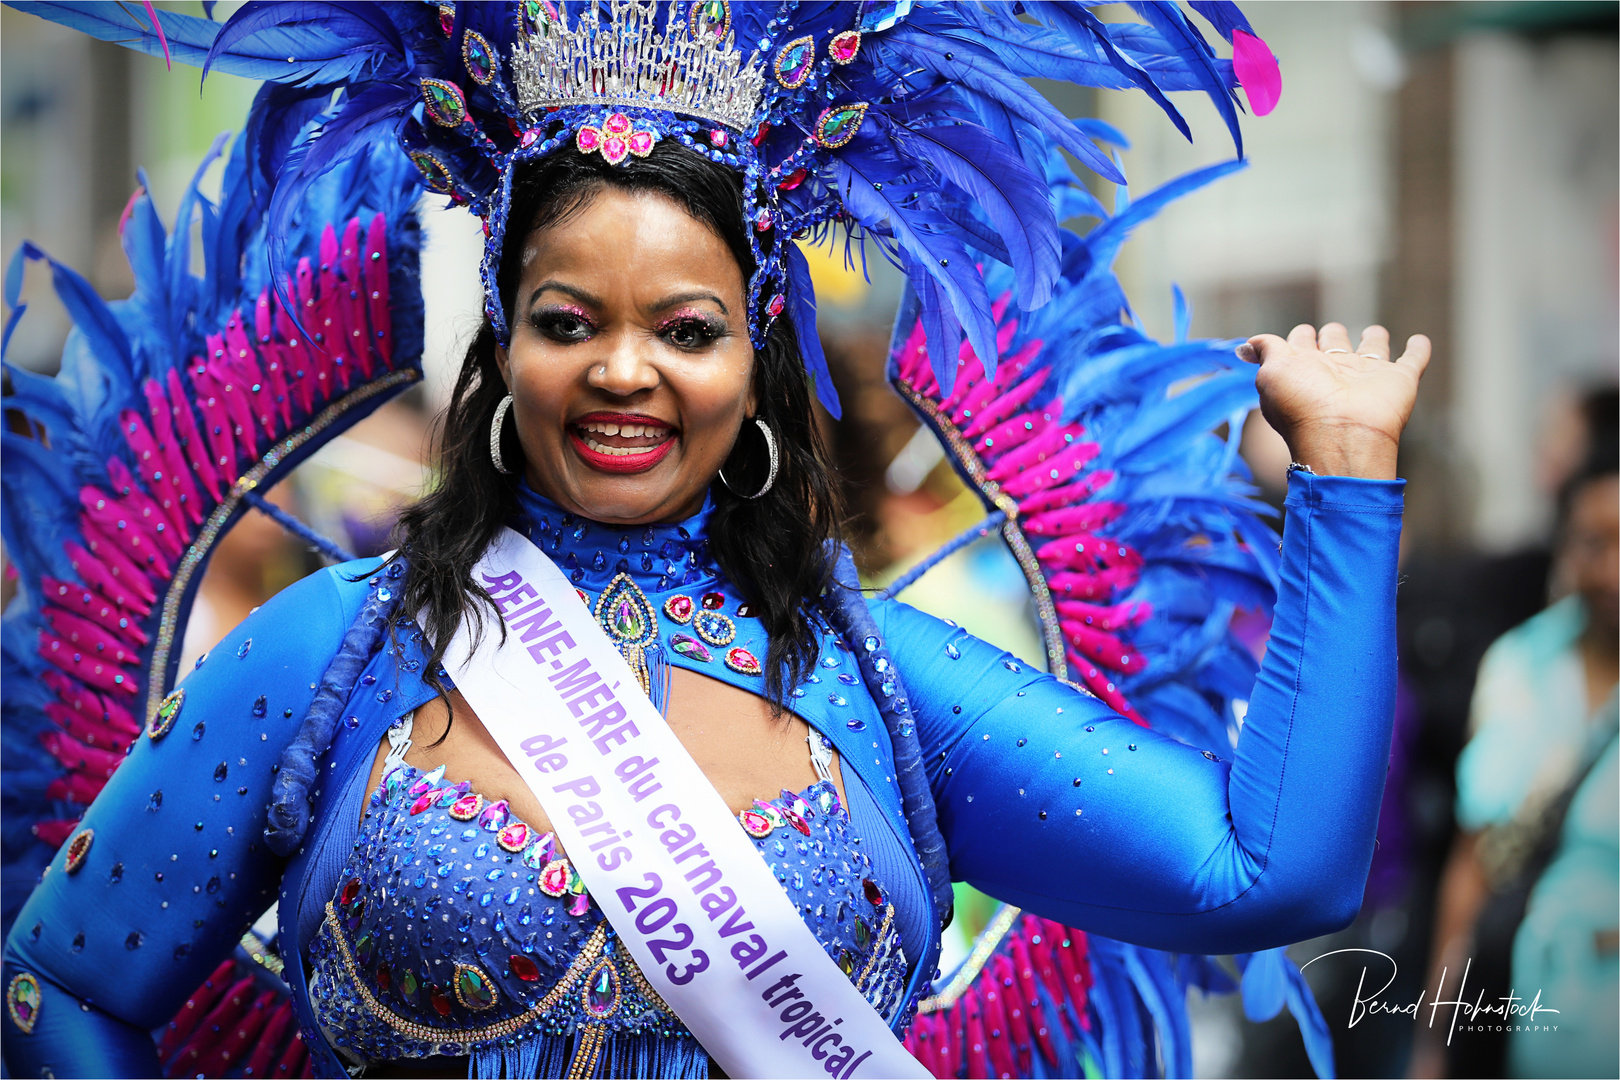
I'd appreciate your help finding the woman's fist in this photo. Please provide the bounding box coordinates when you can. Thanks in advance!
[1237,322,1430,480]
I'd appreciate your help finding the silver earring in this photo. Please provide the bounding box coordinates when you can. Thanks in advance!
[719,417,779,499]
[490,393,514,474]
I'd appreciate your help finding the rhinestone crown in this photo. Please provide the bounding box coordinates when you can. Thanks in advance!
[512,0,766,132]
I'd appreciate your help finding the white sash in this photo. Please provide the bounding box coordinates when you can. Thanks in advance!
[436,527,928,1079]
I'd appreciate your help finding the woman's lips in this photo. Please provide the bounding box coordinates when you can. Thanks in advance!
[569,416,676,475]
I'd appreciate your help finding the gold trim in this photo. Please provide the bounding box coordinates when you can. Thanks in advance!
[146,368,420,721]
[853,902,896,992]
[893,379,1068,680]
[323,901,607,1043]
[915,904,1024,1014]
[566,1022,607,1079]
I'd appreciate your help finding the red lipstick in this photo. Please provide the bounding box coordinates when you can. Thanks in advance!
[570,412,676,475]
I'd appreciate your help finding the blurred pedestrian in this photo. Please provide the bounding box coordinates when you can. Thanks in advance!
[1414,398,1618,1078]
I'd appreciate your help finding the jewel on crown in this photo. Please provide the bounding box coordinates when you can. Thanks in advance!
[511,0,766,133]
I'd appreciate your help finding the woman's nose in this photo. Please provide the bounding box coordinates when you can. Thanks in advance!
[585,333,660,397]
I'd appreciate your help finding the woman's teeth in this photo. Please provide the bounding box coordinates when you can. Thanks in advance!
[581,436,657,456]
[576,420,671,456]
[580,421,658,438]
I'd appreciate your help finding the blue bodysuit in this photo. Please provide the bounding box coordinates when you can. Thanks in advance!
[1,471,1403,1077]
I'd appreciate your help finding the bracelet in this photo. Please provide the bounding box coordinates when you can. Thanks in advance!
[1286,461,1316,476]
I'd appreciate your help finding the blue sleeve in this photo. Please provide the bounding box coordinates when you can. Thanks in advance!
[2,561,374,1078]
[878,472,1403,954]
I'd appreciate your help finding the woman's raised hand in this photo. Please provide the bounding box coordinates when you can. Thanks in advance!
[1237,323,1430,481]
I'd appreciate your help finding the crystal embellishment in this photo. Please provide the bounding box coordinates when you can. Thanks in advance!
[511,0,765,133]
[63,829,93,874]
[147,688,184,740]
[6,973,40,1034]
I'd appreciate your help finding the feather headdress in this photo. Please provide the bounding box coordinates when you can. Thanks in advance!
[14,0,1278,417]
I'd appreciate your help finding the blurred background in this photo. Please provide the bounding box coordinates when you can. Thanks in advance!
[3,3,1616,1077]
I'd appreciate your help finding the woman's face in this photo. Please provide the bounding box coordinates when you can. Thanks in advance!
[497,186,755,525]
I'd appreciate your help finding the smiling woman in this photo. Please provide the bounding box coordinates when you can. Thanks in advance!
[399,142,843,713]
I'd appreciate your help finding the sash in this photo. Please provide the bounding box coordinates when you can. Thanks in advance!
[437,527,928,1079]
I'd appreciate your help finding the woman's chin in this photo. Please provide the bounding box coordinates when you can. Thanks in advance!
[544,454,703,525]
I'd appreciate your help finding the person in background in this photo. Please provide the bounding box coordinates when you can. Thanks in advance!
[1415,401,1618,1078]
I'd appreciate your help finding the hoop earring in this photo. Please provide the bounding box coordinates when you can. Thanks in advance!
[719,417,779,500]
[490,393,515,475]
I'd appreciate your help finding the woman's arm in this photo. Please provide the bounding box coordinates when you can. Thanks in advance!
[2,562,372,1078]
[882,470,1403,954]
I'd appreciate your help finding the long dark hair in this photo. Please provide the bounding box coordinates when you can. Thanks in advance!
[392,142,843,710]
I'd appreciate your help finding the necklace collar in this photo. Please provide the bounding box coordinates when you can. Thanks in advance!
[512,483,717,594]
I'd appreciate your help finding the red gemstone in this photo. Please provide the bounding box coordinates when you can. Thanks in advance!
[767,293,786,317]
[577,127,602,151]
[709,129,728,147]
[830,30,861,62]
[777,168,807,191]
[340,878,361,907]
[752,122,771,146]
[781,806,811,835]
[602,136,629,164]
[863,878,884,907]
[663,595,694,622]
[509,954,540,982]
[604,112,632,134]
[410,789,445,815]
[430,988,452,1016]
[376,962,391,992]
[701,592,725,610]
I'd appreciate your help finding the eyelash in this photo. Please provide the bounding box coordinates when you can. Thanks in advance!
[526,308,727,350]
[656,313,728,350]
[529,307,596,343]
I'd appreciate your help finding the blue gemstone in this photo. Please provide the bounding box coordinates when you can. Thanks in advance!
[846,719,866,732]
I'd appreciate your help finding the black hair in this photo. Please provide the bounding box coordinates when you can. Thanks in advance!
[391,141,842,713]
[1555,387,1619,540]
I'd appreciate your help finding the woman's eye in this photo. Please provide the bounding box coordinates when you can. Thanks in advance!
[663,318,721,350]
[532,311,594,343]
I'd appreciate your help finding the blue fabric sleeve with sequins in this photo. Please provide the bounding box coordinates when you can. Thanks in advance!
[1,562,377,1078]
[878,472,1404,954]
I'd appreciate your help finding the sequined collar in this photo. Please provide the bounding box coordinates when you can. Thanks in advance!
[512,484,717,596]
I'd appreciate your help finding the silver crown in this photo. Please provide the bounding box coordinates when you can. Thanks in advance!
[512,0,766,132]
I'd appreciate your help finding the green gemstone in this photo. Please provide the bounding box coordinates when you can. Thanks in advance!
[854,915,871,949]
[399,969,419,1002]
[838,949,855,976]
[585,963,618,1016]
[457,965,495,1009]
[355,931,375,964]
[613,598,643,638]
[421,79,466,126]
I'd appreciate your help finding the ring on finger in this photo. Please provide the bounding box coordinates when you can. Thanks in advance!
[1324,348,1351,354]
[1359,352,1390,361]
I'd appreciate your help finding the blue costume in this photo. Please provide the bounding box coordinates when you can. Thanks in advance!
[0,3,1394,1077]
[2,469,1402,1077]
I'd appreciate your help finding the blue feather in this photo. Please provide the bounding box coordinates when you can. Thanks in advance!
[781,243,841,419]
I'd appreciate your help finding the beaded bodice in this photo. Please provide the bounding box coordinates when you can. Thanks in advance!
[307,757,908,1073]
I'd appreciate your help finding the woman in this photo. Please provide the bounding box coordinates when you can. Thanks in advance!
[1,3,1425,1077]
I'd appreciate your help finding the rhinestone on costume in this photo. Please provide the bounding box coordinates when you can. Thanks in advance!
[774,35,816,88]
[521,832,556,870]
[430,985,453,1016]
[510,953,540,982]
[453,964,498,1010]
[6,973,40,1034]
[863,878,884,907]
[780,805,811,836]
[410,788,447,815]
[398,968,421,1005]
[689,0,730,41]
[670,634,712,662]
[701,591,725,610]
[478,799,511,831]
[663,595,694,623]
[693,610,735,647]
[496,821,532,853]
[448,793,484,821]
[147,688,185,740]
[766,293,786,317]
[739,809,773,838]
[340,878,362,907]
[838,948,855,975]
[420,78,468,126]
[582,959,621,1018]
[63,829,93,874]
[523,0,559,34]
[725,646,762,676]
[814,102,869,148]
[539,858,572,897]
[407,150,456,194]
[830,29,862,63]
[462,30,496,84]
